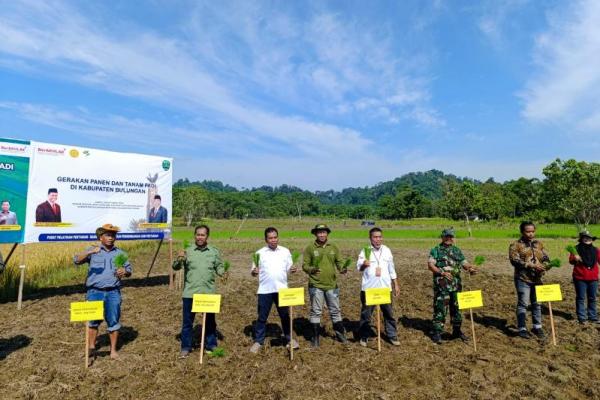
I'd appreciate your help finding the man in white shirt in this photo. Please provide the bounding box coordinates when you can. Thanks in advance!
[249,227,299,353]
[356,227,401,347]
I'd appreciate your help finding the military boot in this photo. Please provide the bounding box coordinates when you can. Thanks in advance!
[333,321,348,344]
[311,323,320,347]
[431,331,442,344]
[452,326,469,342]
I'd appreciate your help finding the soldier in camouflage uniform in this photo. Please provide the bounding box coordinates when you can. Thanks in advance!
[427,228,477,344]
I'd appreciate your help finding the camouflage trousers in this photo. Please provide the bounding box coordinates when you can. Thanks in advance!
[432,289,462,332]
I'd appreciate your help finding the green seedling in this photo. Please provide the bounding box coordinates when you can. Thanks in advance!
[182,239,190,249]
[292,251,301,264]
[114,253,129,268]
[565,245,578,255]
[252,253,260,268]
[548,258,562,269]
[474,255,486,266]
[223,260,231,272]
[363,246,372,260]
[208,347,226,358]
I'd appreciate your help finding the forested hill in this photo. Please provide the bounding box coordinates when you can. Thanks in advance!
[172,160,600,225]
[174,169,470,205]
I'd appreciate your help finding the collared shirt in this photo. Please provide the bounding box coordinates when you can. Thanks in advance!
[73,245,132,289]
[356,244,396,290]
[252,245,292,294]
[509,238,549,284]
[173,244,224,298]
[302,240,343,290]
[0,211,18,225]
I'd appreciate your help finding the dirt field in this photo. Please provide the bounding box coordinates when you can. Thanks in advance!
[1,236,599,399]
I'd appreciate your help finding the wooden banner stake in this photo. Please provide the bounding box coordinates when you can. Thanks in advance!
[17,244,26,310]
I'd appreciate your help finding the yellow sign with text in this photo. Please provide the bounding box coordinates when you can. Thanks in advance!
[536,284,562,302]
[70,301,104,322]
[365,288,391,306]
[278,288,305,307]
[192,294,222,313]
[457,290,484,310]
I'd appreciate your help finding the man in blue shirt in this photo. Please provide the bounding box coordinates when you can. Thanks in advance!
[74,223,132,364]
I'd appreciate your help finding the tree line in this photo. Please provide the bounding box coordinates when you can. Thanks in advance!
[173,159,600,227]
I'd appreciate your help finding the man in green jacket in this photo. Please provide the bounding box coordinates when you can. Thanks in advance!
[173,224,225,358]
[302,223,348,347]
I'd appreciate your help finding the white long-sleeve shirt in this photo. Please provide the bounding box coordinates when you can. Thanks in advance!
[252,245,293,294]
[356,244,397,291]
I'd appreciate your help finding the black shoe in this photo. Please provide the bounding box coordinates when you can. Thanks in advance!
[518,330,531,339]
[333,321,348,344]
[452,327,469,342]
[311,323,320,348]
[532,328,546,339]
[431,332,442,344]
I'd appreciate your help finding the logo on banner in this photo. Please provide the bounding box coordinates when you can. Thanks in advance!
[69,149,80,158]
[162,160,171,171]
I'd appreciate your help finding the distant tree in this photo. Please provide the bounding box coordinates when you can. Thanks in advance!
[542,159,600,227]
[442,181,481,236]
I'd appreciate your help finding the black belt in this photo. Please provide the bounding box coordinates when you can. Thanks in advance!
[87,286,119,291]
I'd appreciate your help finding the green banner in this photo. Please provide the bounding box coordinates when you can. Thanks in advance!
[0,138,30,243]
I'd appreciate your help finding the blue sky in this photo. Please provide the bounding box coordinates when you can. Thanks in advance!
[1,0,599,190]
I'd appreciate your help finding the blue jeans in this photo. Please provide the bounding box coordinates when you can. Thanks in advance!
[514,278,542,331]
[254,293,291,345]
[574,279,598,322]
[86,287,122,332]
[181,297,217,351]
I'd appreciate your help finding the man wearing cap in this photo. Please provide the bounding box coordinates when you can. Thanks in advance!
[73,224,132,363]
[509,221,551,339]
[148,194,168,223]
[173,224,226,358]
[427,228,477,344]
[357,227,401,347]
[569,230,600,324]
[302,223,348,347]
[35,188,61,223]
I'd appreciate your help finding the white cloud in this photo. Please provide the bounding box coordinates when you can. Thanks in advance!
[520,0,600,132]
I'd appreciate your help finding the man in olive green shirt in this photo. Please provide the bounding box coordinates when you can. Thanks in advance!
[173,224,225,358]
[302,223,348,347]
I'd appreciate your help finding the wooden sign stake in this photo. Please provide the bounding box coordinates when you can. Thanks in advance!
[376,305,381,352]
[290,306,294,361]
[199,312,207,364]
[548,302,557,346]
[85,322,90,369]
[469,308,477,351]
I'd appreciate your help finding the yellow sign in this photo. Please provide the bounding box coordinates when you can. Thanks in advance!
[70,301,104,322]
[457,290,484,310]
[192,294,222,313]
[278,288,305,307]
[365,288,391,306]
[536,284,562,302]
[138,222,169,229]
[0,224,21,231]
